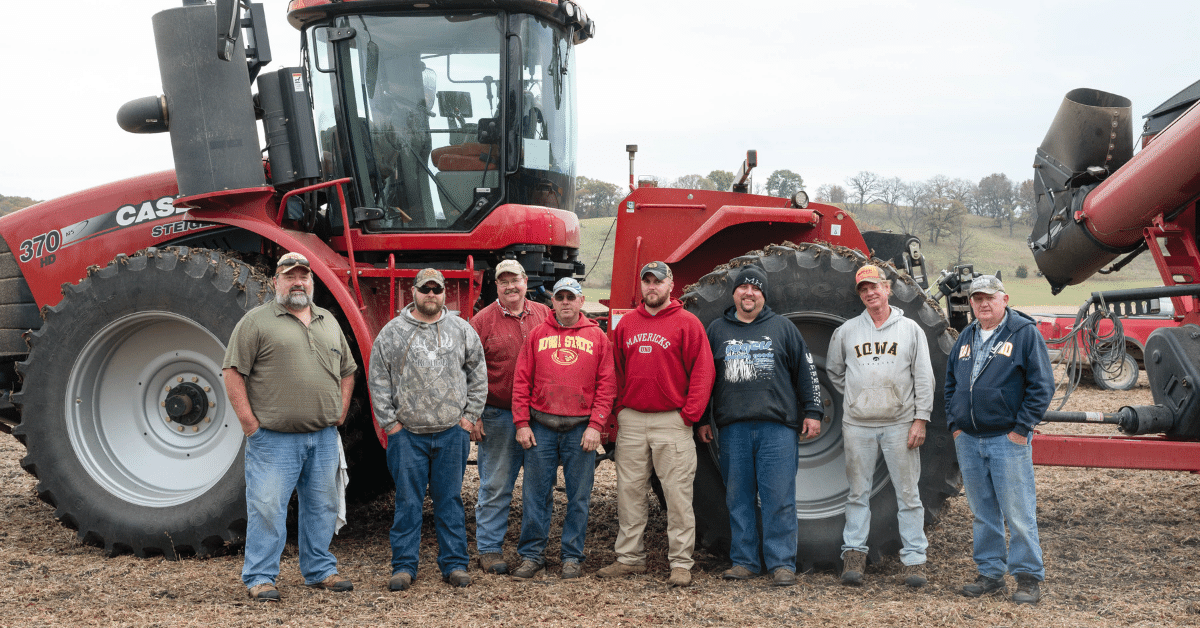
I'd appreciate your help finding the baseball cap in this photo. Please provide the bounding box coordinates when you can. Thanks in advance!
[495,259,525,278]
[640,261,672,281]
[552,277,584,296]
[732,265,767,294]
[855,265,886,286]
[276,252,311,274]
[414,268,446,288]
[969,275,1005,295]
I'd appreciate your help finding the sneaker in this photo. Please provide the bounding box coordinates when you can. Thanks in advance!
[902,564,928,588]
[721,565,757,580]
[772,568,797,587]
[308,573,353,592]
[840,550,866,585]
[443,570,471,588]
[248,583,280,602]
[388,572,413,592]
[595,560,647,578]
[961,574,1006,598]
[561,561,582,579]
[1012,574,1042,604]
[511,559,545,579]
[667,567,692,587]
[478,553,508,575]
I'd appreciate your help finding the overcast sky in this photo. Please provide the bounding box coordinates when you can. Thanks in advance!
[4,1,1196,202]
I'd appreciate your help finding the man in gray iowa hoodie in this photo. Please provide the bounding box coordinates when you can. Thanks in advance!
[826,265,934,588]
[369,268,487,592]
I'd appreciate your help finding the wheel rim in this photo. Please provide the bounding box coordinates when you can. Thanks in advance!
[66,311,242,507]
[1096,354,1138,390]
[787,312,891,521]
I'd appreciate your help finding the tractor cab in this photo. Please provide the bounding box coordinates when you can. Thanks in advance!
[295,1,594,232]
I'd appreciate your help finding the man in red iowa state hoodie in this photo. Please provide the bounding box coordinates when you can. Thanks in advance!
[510,277,616,579]
[595,262,715,588]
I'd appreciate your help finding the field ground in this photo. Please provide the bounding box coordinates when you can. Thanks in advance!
[1,373,1198,627]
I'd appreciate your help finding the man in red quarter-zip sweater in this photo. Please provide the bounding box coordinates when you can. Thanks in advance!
[595,261,714,588]
[510,277,616,580]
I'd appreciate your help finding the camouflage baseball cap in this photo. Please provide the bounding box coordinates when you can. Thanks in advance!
[639,261,672,281]
[276,252,311,274]
[969,275,1005,295]
[414,268,446,288]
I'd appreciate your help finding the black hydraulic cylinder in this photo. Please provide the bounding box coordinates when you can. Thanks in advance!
[1042,405,1176,435]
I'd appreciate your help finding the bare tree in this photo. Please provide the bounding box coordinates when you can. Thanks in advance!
[671,174,716,190]
[815,184,848,204]
[896,181,929,236]
[1017,178,1037,227]
[948,178,979,215]
[873,176,904,219]
[952,214,975,264]
[845,171,879,212]
[924,196,965,245]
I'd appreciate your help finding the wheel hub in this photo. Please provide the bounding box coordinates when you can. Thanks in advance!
[164,382,208,426]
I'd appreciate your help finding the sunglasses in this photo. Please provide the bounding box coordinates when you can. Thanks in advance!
[554,292,578,302]
[416,284,445,295]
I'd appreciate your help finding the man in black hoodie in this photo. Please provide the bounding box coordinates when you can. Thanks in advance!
[699,265,823,586]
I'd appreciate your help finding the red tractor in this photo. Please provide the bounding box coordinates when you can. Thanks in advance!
[0,0,952,569]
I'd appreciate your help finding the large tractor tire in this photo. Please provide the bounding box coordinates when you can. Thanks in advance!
[682,242,959,570]
[12,247,270,558]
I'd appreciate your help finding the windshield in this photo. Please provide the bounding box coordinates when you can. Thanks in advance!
[307,12,577,232]
[309,13,504,231]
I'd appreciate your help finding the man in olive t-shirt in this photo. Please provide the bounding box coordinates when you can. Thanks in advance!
[222,252,357,602]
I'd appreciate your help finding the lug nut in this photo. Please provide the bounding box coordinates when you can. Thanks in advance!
[204,386,211,392]
[177,377,183,383]
[177,425,185,432]
[192,377,198,382]
[192,426,199,433]
[161,401,166,407]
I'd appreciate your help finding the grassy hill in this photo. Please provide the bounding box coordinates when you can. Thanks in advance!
[577,204,1165,308]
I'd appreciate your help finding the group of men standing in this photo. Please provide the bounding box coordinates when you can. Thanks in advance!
[225,251,1052,607]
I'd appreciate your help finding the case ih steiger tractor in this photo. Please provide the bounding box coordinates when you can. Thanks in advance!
[0,0,952,569]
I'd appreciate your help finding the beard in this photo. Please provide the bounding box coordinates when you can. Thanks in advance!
[416,298,443,317]
[276,288,312,310]
[643,291,668,308]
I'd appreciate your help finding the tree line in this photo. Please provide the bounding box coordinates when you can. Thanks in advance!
[0,195,39,216]
[575,169,806,219]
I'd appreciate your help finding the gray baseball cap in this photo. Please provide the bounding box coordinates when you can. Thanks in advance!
[639,261,672,281]
[969,275,1005,295]
[552,277,584,296]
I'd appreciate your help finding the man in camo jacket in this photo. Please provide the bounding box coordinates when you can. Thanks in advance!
[369,268,487,591]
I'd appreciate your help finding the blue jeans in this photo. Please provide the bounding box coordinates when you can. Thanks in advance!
[242,425,340,589]
[841,422,928,565]
[955,432,1045,580]
[718,421,798,574]
[475,406,524,555]
[387,425,471,578]
[517,421,596,565]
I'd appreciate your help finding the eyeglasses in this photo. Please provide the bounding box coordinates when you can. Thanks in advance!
[416,284,445,295]
[554,292,578,302]
[496,279,524,288]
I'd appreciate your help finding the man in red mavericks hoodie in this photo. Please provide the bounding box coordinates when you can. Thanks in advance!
[596,262,714,587]
[510,277,616,579]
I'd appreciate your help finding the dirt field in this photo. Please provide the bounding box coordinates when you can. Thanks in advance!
[1,375,1198,627]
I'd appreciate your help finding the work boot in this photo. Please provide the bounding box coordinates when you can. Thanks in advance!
[1012,574,1042,604]
[961,574,1006,598]
[667,567,692,587]
[721,565,757,580]
[443,570,472,588]
[901,563,928,588]
[772,568,797,587]
[478,553,508,575]
[595,560,647,578]
[248,583,280,602]
[511,559,545,579]
[388,572,413,592]
[307,573,353,592]
[840,550,866,585]
[560,561,582,579]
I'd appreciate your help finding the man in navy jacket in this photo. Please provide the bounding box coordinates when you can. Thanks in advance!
[945,275,1053,605]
